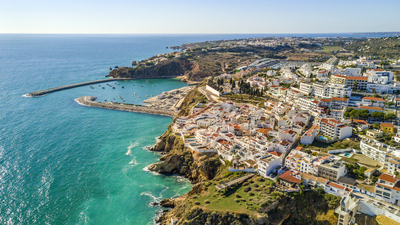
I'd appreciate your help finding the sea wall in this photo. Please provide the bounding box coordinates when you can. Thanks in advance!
[74,96,177,117]
[26,78,132,97]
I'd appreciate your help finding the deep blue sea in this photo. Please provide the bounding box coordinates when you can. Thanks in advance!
[0,33,394,225]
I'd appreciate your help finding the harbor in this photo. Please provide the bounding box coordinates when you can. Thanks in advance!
[75,96,178,117]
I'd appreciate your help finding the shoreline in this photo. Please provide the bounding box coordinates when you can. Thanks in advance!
[74,96,178,117]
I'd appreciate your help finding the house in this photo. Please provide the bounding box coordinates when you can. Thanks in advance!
[257,153,282,177]
[374,173,400,206]
[300,125,318,145]
[357,106,384,114]
[352,119,369,131]
[278,171,302,190]
[386,151,400,175]
[325,181,353,197]
[366,129,383,139]
[301,172,328,189]
[380,123,394,133]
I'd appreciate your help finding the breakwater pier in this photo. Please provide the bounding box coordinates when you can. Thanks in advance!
[25,78,132,97]
[75,96,177,117]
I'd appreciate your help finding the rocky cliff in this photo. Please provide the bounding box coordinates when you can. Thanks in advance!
[107,59,198,79]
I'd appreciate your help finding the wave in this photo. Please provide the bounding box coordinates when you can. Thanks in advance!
[143,165,160,176]
[129,156,138,166]
[126,141,139,156]
[140,191,163,205]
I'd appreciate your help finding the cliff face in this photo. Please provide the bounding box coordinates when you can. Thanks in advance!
[148,88,218,183]
[107,59,196,79]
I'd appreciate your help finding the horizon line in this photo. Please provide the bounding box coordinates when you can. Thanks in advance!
[0,31,400,35]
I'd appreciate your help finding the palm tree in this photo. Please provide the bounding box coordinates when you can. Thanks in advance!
[353,80,358,90]
[370,100,375,106]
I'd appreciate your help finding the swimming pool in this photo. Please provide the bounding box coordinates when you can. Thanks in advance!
[318,136,328,140]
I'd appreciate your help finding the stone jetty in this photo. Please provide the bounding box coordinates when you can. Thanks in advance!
[75,96,177,117]
[25,78,133,97]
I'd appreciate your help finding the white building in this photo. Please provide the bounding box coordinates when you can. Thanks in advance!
[257,153,282,177]
[319,118,352,140]
[374,173,400,206]
[300,125,319,145]
[386,151,400,175]
[360,138,397,165]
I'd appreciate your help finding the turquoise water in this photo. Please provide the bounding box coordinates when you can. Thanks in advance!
[0,35,207,225]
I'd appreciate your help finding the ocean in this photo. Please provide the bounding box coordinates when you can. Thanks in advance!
[0,33,394,224]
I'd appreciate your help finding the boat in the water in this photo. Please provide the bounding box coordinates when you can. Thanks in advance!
[112,87,115,89]
[102,87,105,89]
[121,86,124,88]
[140,85,143,87]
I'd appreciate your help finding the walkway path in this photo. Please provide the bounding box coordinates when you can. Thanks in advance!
[216,173,255,191]
[26,78,133,97]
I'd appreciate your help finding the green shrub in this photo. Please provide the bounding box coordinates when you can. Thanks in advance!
[244,187,251,192]
[194,201,200,205]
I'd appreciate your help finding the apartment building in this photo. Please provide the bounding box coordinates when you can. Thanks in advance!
[374,173,400,206]
[297,98,319,111]
[330,75,368,90]
[318,160,347,181]
[360,138,396,164]
[365,69,393,83]
[319,118,352,140]
[361,97,387,107]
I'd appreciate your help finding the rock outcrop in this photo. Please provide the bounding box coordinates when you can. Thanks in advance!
[107,59,194,79]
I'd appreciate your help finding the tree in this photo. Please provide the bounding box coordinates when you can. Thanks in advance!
[387,101,395,108]
[372,123,380,129]
[384,113,396,121]
[232,80,236,89]
[326,108,331,115]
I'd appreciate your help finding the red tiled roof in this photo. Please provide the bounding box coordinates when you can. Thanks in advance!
[327,181,345,190]
[270,151,282,157]
[353,119,369,125]
[332,97,349,102]
[279,171,302,184]
[379,173,398,183]
[358,106,384,111]
[381,123,394,128]
[332,75,368,81]
[362,97,387,102]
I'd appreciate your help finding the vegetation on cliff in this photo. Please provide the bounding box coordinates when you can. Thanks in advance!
[159,169,341,225]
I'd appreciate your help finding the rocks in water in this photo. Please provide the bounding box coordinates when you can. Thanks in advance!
[151,201,160,206]
[160,198,175,208]
[132,60,137,66]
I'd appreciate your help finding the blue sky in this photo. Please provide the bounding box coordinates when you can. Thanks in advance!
[1,0,399,34]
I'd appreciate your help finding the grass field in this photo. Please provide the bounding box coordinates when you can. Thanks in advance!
[186,174,276,217]
[322,46,342,52]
